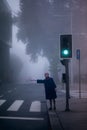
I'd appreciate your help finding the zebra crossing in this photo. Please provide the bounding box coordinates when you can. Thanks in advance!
[0,99,6,106]
[7,100,24,111]
[0,99,41,112]
[30,101,41,112]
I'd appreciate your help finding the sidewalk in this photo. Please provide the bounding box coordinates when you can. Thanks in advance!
[47,97,87,130]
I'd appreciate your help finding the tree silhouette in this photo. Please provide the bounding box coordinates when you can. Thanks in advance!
[17,0,86,82]
[17,0,62,82]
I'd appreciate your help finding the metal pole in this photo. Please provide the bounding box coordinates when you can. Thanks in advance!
[76,49,81,98]
[65,59,70,111]
[79,58,81,99]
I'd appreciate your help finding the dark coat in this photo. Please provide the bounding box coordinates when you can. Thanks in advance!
[37,77,57,99]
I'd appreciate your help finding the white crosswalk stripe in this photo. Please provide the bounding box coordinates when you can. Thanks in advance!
[30,101,41,112]
[0,100,6,106]
[7,100,24,111]
[0,99,41,112]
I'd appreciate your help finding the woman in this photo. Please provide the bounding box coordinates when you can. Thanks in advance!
[37,73,57,110]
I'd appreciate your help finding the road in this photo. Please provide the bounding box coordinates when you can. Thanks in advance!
[0,83,51,130]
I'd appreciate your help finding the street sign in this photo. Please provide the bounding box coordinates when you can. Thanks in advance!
[76,49,80,60]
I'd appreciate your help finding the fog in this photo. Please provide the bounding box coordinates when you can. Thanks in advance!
[6,0,49,83]
[10,25,50,83]
[7,0,65,84]
[7,0,87,91]
[7,0,20,16]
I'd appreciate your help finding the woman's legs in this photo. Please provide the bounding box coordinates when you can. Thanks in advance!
[49,99,52,110]
[53,99,56,110]
[49,99,56,110]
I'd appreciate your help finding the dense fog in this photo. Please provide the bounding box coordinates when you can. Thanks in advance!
[10,25,50,83]
[6,0,87,91]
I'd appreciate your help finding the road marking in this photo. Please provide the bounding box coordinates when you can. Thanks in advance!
[30,101,41,112]
[0,116,44,121]
[7,100,24,111]
[0,100,6,106]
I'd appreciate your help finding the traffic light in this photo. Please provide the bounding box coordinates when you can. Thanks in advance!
[60,35,72,58]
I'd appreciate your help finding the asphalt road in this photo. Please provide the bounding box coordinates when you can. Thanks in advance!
[0,83,51,130]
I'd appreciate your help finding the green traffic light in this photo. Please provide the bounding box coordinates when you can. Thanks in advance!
[60,35,72,58]
[62,49,69,56]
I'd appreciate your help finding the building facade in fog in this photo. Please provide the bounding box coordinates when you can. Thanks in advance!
[0,0,12,82]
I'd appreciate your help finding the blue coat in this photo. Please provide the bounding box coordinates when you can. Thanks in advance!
[37,77,57,99]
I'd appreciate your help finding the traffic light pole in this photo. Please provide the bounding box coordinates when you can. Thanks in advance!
[65,59,70,111]
[60,34,72,111]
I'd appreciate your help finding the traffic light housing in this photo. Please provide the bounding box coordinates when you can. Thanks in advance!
[60,35,72,58]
